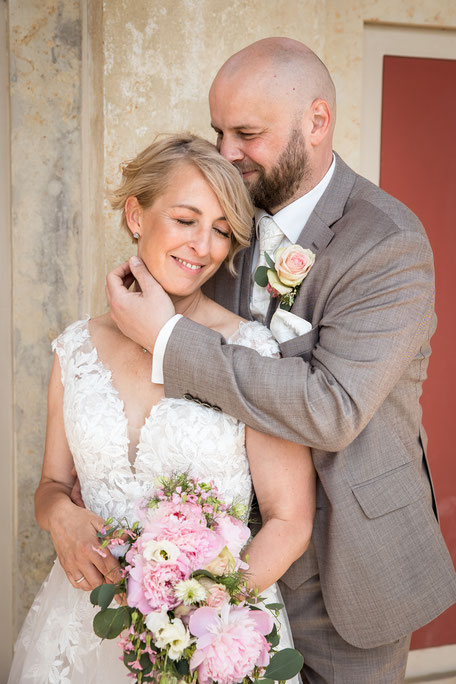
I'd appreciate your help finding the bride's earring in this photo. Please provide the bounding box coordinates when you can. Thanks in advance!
[133,232,140,240]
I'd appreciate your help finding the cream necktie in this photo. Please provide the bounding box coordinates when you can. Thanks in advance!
[251,215,284,323]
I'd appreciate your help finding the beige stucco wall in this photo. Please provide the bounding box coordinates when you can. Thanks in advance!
[3,0,456,675]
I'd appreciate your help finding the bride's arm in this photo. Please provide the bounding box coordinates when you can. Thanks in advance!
[243,427,315,593]
[35,352,122,591]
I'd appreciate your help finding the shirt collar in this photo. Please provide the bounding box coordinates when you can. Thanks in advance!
[255,153,336,243]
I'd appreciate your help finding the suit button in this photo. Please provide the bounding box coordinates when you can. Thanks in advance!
[184,393,193,401]
[213,405,222,412]
[194,398,203,405]
[201,402,211,409]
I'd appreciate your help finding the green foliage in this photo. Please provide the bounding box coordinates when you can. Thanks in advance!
[93,606,131,640]
[264,648,304,681]
[265,603,284,612]
[90,583,120,610]
[254,266,269,287]
[266,623,279,648]
[264,252,275,269]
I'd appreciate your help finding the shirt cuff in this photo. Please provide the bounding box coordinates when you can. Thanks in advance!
[151,314,183,384]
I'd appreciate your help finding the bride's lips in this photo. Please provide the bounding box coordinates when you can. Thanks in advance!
[171,255,205,273]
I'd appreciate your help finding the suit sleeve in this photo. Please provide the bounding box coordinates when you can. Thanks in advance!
[163,229,435,449]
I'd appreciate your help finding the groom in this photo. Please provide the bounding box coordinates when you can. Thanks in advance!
[107,39,456,682]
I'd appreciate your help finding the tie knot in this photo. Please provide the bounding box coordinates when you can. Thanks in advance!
[258,216,283,257]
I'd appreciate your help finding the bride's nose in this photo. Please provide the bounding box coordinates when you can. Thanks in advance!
[187,225,211,255]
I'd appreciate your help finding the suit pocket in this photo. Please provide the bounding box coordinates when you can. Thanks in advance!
[352,461,428,519]
[279,325,319,361]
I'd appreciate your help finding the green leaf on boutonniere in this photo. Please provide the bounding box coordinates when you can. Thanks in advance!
[264,251,275,269]
[254,265,269,287]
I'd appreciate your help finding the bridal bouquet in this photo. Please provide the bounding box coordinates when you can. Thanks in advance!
[90,474,303,683]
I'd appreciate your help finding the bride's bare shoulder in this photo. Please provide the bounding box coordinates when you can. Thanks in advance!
[204,300,246,340]
[88,313,123,346]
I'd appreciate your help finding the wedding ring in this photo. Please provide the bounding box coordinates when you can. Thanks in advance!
[74,575,86,584]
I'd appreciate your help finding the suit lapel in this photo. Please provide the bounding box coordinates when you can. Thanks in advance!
[289,153,357,312]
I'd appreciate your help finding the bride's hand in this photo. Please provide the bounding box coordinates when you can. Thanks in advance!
[49,500,122,591]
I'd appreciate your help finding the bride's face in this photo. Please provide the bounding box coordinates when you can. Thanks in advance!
[127,164,231,298]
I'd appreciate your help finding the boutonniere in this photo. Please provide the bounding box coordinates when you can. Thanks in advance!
[254,245,316,311]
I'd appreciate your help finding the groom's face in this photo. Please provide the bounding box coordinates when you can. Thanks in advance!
[209,74,310,214]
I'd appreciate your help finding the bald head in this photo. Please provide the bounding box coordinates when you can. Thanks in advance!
[209,38,336,211]
[213,37,336,118]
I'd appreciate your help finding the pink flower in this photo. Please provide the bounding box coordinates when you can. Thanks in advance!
[198,577,230,609]
[275,245,315,287]
[127,554,187,613]
[189,604,273,684]
[214,514,251,558]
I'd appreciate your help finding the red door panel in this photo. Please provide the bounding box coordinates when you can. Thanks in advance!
[380,54,456,649]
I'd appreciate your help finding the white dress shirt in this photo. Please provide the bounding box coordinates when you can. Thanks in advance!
[152,155,336,383]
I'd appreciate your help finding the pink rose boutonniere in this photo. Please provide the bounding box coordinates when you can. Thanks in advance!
[255,244,316,310]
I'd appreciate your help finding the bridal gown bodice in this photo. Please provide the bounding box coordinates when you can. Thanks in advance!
[56,318,279,523]
[8,317,299,684]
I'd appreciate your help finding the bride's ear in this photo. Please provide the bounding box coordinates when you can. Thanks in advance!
[125,196,142,239]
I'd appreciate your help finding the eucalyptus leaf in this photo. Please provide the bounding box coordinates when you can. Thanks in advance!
[264,252,275,269]
[254,266,269,287]
[175,659,190,675]
[191,569,218,582]
[90,584,103,606]
[258,679,275,684]
[93,607,131,640]
[264,648,304,681]
[265,602,284,611]
[97,583,117,610]
[266,623,279,648]
[279,302,292,312]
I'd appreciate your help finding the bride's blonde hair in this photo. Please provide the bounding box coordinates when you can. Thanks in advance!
[110,134,253,275]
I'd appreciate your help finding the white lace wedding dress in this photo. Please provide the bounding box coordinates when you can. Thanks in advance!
[8,318,299,684]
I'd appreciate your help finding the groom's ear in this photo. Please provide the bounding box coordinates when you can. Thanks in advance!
[125,196,143,237]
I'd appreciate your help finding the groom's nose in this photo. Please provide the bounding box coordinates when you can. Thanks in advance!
[219,134,244,163]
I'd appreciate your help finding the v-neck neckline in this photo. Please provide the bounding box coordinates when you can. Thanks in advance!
[82,318,167,477]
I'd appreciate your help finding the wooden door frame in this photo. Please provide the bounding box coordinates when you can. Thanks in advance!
[361,22,456,678]
[361,23,456,185]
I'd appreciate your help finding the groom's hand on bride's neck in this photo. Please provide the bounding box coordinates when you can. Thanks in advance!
[106,256,175,352]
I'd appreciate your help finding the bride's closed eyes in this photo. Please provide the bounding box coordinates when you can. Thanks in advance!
[174,217,231,238]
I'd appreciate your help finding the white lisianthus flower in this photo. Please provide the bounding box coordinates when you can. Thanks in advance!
[145,606,170,634]
[143,539,180,563]
[155,618,194,660]
[174,578,207,605]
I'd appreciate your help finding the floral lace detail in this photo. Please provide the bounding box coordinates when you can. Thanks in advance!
[228,320,281,358]
[9,317,285,683]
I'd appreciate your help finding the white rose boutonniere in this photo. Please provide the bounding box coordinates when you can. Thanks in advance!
[255,244,316,310]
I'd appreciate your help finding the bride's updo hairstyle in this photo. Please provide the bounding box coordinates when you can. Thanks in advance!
[110,134,254,275]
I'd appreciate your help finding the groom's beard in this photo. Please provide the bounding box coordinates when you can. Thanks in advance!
[237,128,311,213]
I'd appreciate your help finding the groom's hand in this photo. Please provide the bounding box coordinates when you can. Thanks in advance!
[106,256,175,352]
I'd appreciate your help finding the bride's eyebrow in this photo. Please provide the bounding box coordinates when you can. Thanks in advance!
[171,204,202,214]
[171,204,227,222]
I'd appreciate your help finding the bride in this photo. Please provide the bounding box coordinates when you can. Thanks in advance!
[8,134,315,683]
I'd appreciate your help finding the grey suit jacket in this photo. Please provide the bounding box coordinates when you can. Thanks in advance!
[163,154,456,648]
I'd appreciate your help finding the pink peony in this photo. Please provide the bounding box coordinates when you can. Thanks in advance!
[214,513,251,558]
[127,554,187,613]
[142,512,224,571]
[189,604,273,684]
